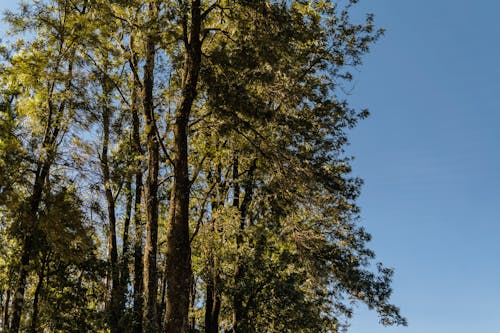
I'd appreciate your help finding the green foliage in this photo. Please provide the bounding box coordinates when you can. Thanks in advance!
[34,189,107,332]
[0,0,405,332]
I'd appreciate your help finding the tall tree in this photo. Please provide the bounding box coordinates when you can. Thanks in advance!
[4,4,81,328]
[140,1,161,331]
[164,0,203,331]
[0,1,408,332]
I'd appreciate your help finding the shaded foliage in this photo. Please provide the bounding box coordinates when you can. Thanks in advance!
[0,1,406,332]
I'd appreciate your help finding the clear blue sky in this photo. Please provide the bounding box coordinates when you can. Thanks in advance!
[1,1,499,332]
[347,1,500,332]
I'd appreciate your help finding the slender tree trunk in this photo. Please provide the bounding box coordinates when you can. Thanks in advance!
[202,160,222,333]
[10,237,33,332]
[231,157,242,333]
[142,2,160,331]
[204,163,224,333]
[10,161,51,333]
[164,1,202,332]
[29,256,46,333]
[122,180,133,262]
[118,179,133,329]
[159,261,168,330]
[133,173,144,333]
[120,179,133,301]
[132,125,144,333]
[100,78,121,333]
[189,276,197,331]
[129,36,144,333]
[2,290,10,332]
[232,159,256,333]
[204,254,221,333]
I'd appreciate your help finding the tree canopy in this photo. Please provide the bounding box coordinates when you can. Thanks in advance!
[0,1,406,332]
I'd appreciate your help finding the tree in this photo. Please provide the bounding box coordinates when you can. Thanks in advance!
[0,1,407,332]
[1,3,84,328]
[29,187,105,333]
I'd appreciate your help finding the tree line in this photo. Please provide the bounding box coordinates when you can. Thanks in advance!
[0,0,406,332]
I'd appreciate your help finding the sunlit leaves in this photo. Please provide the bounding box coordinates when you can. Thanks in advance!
[0,0,405,331]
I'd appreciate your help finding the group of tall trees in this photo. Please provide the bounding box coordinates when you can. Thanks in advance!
[0,0,406,332]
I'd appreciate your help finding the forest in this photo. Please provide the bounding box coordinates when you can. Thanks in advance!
[0,0,406,332]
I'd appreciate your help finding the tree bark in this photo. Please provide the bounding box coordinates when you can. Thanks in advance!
[2,290,10,333]
[232,159,256,333]
[204,166,223,333]
[159,260,168,331]
[133,137,144,333]
[29,256,46,333]
[164,1,202,332]
[205,163,226,333]
[121,180,133,282]
[231,157,242,333]
[119,179,133,328]
[100,79,122,333]
[204,254,221,333]
[129,34,144,333]
[142,2,160,331]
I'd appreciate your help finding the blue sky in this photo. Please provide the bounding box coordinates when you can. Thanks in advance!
[1,1,499,332]
[347,1,500,332]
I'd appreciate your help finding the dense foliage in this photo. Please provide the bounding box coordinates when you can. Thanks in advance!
[0,0,406,332]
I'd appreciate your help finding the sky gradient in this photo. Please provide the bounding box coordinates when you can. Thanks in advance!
[1,1,499,332]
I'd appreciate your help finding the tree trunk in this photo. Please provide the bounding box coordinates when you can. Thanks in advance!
[232,159,256,333]
[204,166,223,333]
[29,256,46,333]
[231,157,242,333]
[164,1,202,332]
[119,179,133,329]
[189,276,197,331]
[10,238,32,333]
[120,179,133,287]
[100,80,122,333]
[159,260,168,331]
[133,148,144,333]
[10,160,51,333]
[129,35,144,333]
[2,290,10,333]
[204,254,221,333]
[142,2,160,331]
